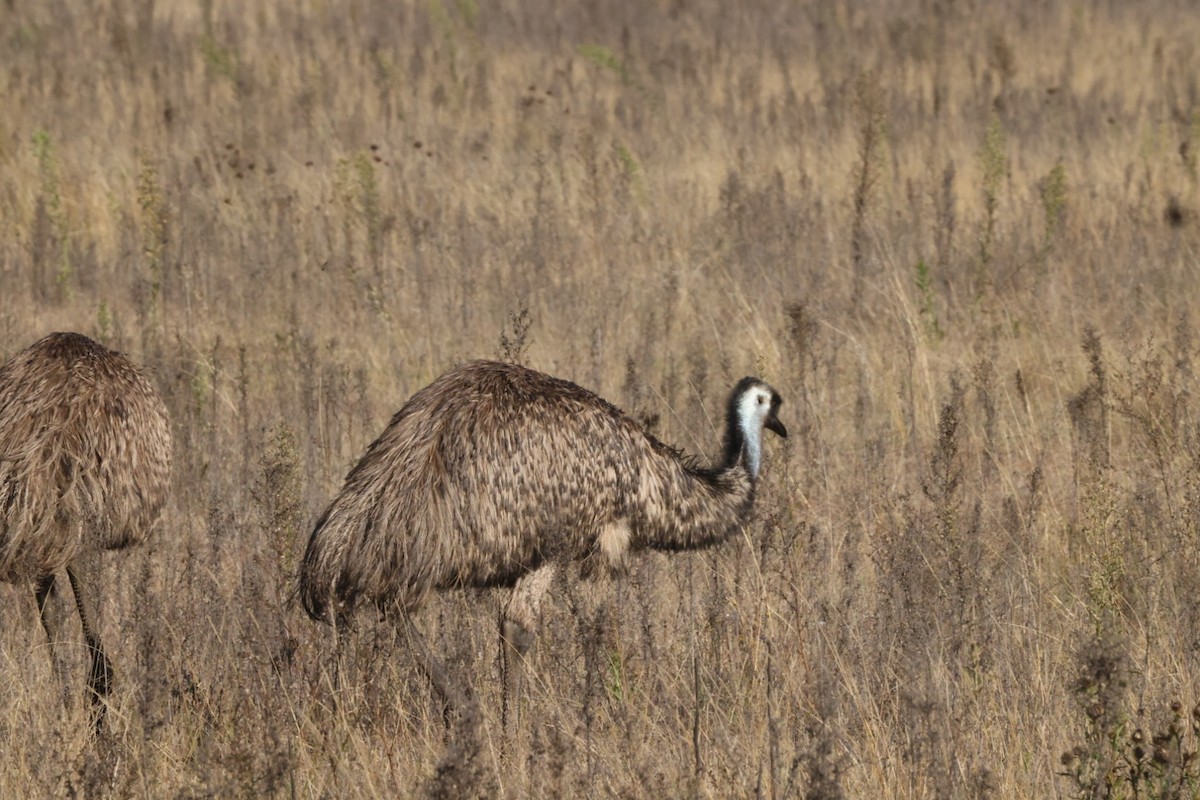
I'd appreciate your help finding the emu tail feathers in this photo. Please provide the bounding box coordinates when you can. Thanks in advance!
[298,506,340,623]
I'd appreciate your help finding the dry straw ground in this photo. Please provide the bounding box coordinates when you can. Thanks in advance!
[3,0,1200,796]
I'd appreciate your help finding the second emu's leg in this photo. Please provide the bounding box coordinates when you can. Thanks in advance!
[34,572,75,711]
[65,561,113,733]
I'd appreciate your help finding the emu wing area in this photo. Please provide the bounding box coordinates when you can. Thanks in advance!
[390,363,641,590]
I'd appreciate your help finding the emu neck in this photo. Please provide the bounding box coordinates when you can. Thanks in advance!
[742,413,762,479]
[719,412,761,481]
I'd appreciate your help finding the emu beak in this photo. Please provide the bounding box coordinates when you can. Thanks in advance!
[765,415,787,438]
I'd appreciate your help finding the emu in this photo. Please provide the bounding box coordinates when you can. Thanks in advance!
[298,360,786,737]
[0,333,171,729]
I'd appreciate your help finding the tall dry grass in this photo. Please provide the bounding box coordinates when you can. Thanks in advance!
[3,0,1200,796]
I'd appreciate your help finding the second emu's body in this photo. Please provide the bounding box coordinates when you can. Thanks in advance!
[0,334,170,576]
[299,360,786,653]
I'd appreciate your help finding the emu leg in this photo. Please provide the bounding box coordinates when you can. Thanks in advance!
[34,573,74,711]
[501,563,558,742]
[400,612,469,720]
[499,621,527,754]
[65,561,112,733]
[398,614,493,797]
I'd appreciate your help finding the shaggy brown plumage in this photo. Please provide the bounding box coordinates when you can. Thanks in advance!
[300,361,785,632]
[0,332,171,726]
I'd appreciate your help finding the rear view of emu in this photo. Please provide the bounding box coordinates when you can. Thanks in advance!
[0,333,171,729]
[299,359,786,755]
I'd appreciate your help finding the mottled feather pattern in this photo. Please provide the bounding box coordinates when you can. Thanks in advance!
[0,333,172,582]
[300,360,768,622]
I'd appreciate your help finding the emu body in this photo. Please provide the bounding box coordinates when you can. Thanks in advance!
[300,361,786,640]
[0,333,171,727]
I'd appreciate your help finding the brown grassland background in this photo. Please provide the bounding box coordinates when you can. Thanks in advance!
[4,0,1200,796]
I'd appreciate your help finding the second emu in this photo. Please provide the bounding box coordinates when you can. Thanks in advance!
[0,332,171,730]
[298,359,786,762]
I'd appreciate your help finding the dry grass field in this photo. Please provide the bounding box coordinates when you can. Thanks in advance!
[3,0,1200,796]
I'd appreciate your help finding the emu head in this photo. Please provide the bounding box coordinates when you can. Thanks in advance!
[727,377,787,479]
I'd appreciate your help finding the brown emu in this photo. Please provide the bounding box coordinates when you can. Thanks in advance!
[299,360,786,734]
[0,333,171,728]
